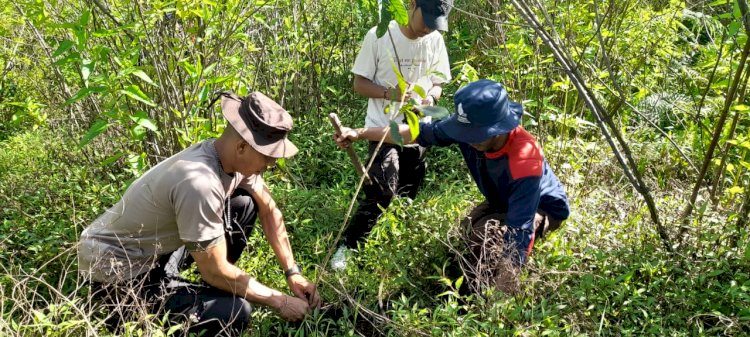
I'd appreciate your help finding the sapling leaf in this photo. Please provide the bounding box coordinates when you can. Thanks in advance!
[376,6,392,37]
[414,105,450,119]
[404,109,420,140]
[391,61,407,100]
[413,85,426,99]
[389,120,403,145]
[388,0,408,25]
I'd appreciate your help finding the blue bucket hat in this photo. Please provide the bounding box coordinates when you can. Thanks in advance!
[441,79,523,144]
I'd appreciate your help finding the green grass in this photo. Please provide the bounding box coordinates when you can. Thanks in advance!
[1,128,749,336]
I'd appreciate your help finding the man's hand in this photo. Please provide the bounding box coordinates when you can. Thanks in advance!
[388,87,413,102]
[287,274,321,308]
[276,294,310,321]
[421,95,435,106]
[334,127,359,149]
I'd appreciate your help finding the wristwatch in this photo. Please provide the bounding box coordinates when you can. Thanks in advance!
[285,264,302,278]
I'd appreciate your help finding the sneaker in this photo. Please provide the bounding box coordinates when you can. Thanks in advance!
[330,245,349,272]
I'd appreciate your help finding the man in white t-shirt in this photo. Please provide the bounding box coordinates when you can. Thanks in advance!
[332,0,452,270]
[78,92,320,336]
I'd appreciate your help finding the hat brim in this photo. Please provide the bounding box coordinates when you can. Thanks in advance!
[422,13,449,32]
[441,102,523,144]
[221,95,299,159]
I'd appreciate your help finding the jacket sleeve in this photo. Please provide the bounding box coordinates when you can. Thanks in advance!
[504,175,542,265]
[416,120,458,147]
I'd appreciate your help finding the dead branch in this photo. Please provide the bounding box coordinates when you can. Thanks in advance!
[509,0,673,251]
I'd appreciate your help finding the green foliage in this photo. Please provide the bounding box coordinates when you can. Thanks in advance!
[389,119,404,145]
[373,0,409,37]
[4,0,371,178]
[3,0,750,335]
[0,6,47,139]
[414,105,450,119]
[4,125,749,336]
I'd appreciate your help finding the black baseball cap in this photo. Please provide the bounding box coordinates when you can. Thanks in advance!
[416,0,453,32]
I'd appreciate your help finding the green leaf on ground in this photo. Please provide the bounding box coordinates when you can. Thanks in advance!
[101,152,124,166]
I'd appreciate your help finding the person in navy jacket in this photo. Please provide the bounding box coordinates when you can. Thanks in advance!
[334,79,570,292]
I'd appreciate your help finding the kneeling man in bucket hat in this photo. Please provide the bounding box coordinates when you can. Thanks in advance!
[79,92,320,336]
[334,79,570,293]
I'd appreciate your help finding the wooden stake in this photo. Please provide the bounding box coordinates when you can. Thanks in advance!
[329,113,372,185]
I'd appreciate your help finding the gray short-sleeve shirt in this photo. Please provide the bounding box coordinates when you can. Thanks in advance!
[78,139,262,282]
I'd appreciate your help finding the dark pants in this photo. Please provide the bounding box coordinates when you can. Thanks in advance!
[461,201,564,294]
[92,188,258,337]
[343,142,427,248]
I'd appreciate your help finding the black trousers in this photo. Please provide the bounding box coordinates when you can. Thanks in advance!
[343,142,427,248]
[92,188,258,337]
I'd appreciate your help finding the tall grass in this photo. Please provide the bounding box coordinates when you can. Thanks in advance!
[1,127,748,336]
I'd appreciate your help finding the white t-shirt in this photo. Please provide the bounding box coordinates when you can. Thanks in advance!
[78,139,264,282]
[351,20,451,128]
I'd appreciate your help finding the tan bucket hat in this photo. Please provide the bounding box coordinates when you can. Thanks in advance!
[220,91,299,158]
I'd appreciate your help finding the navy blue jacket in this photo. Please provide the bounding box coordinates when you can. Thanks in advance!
[417,122,570,264]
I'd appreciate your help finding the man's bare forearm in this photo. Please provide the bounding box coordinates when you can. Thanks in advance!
[260,205,296,272]
[192,245,287,309]
[353,125,414,145]
[353,75,390,100]
[250,183,296,273]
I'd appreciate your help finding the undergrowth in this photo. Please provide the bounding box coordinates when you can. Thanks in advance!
[1,126,748,336]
